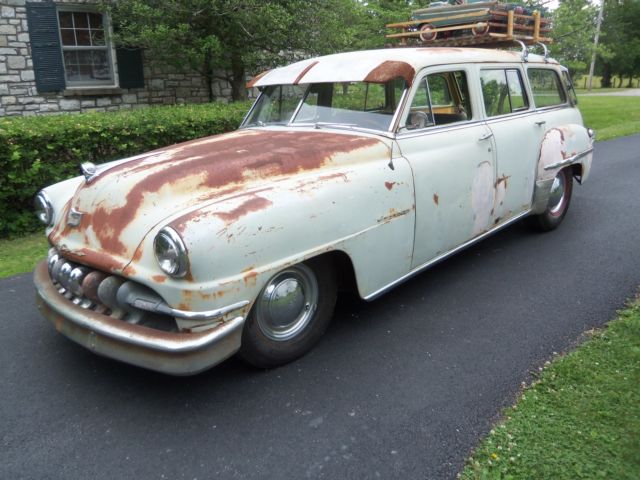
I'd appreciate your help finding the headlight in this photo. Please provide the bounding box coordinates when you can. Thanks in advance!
[34,191,53,226]
[153,227,189,278]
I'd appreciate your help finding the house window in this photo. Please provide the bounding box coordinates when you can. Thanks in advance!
[57,9,115,86]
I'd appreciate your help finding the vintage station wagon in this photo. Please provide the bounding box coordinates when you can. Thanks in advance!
[34,47,594,374]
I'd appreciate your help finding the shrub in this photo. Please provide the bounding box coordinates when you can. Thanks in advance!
[0,102,250,237]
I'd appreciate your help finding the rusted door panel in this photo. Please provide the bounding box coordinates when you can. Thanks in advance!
[397,123,496,269]
[485,112,541,222]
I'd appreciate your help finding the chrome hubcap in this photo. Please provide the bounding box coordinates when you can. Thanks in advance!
[255,264,318,341]
[548,171,566,215]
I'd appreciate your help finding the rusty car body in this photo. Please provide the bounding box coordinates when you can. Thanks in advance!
[34,47,594,375]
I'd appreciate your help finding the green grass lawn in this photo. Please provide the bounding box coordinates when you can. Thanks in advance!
[578,96,640,141]
[0,232,49,278]
[460,297,640,479]
[573,74,639,90]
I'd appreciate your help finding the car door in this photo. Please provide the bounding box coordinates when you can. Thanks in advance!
[396,66,496,269]
[478,66,542,223]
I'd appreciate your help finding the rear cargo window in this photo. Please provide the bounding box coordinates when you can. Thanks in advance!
[527,69,567,108]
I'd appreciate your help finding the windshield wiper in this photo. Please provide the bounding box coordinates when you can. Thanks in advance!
[313,122,358,130]
[287,121,360,131]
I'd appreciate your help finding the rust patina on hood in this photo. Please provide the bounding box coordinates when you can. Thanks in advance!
[49,129,389,273]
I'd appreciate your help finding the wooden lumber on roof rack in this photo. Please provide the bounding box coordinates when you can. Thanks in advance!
[386,4,552,48]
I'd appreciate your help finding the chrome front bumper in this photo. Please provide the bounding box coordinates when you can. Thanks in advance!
[34,261,245,375]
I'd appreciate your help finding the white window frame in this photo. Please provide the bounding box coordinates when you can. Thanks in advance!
[56,6,118,88]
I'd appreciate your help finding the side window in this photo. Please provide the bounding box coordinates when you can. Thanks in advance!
[404,70,471,131]
[428,74,453,107]
[481,70,510,117]
[506,69,528,111]
[406,78,435,129]
[480,69,529,117]
[562,71,578,106]
[527,69,567,108]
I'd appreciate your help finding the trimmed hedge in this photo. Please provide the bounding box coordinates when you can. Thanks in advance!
[0,102,250,238]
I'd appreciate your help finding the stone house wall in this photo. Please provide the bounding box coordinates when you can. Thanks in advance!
[0,0,244,117]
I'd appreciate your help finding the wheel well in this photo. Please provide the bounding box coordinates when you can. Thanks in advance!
[570,163,583,183]
[308,250,359,296]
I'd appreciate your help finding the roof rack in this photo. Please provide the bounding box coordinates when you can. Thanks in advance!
[386,2,552,49]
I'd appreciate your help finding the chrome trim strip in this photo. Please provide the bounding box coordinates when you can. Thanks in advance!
[364,210,531,301]
[389,86,409,133]
[130,298,250,321]
[239,91,262,128]
[543,147,594,171]
[395,119,485,139]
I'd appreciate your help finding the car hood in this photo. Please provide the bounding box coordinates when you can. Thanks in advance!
[48,128,391,273]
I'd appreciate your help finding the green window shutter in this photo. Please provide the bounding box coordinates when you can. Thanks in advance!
[26,1,66,93]
[116,47,145,89]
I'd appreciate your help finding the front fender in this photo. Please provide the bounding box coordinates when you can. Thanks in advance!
[124,155,415,326]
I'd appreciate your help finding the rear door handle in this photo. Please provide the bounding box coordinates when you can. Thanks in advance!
[535,121,546,126]
[479,132,493,141]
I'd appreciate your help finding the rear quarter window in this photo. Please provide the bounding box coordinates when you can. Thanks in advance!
[527,69,566,108]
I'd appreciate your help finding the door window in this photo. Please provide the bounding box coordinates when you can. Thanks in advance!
[527,69,567,108]
[480,69,529,117]
[404,70,471,131]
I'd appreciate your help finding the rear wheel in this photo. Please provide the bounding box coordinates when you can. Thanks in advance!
[529,168,573,231]
[240,259,337,368]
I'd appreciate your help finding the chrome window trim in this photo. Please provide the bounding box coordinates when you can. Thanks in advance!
[239,90,263,127]
[388,86,409,133]
[395,118,486,140]
[483,109,539,125]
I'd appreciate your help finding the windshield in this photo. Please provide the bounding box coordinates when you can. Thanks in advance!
[243,78,407,132]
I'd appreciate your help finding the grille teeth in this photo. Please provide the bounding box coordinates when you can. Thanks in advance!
[45,248,178,332]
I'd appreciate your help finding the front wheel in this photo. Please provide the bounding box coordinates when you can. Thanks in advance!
[529,168,573,231]
[239,259,337,368]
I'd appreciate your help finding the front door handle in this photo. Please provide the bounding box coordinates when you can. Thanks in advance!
[479,132,493,141]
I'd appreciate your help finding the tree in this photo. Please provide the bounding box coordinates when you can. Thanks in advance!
[108,1,292,101]
[108,0,372,101]
[599,0,640,87]
[549,0,598,77]
[107,1,435,101]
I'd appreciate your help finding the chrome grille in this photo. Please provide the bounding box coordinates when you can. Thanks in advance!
[46,248,178,332]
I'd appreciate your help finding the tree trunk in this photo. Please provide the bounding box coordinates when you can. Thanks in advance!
[203,48,215,102]
[628,74,634,88]
[230,51,247,101]
[601,62,612,88]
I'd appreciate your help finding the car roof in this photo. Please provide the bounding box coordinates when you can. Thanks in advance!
[249,47,559,88]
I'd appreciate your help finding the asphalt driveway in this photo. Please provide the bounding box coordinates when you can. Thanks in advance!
[1,134,639,479]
